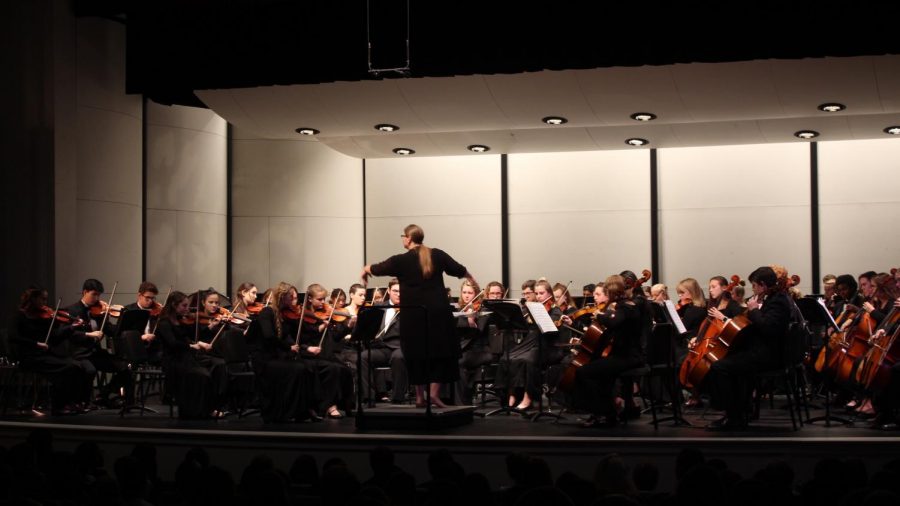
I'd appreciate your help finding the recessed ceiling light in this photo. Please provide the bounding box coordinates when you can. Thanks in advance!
[625,138,649,146]
[630,112,657,122]
[817,103,846,113]
[375,124,399,132]
[392,147,415,155]
[794,130,819,139]
[294,127,319,136]
[883,126,900,135]
[467,144,490,153]
[541,116,568,125]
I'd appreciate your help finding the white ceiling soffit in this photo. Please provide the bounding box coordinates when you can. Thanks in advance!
[195,55,900,158]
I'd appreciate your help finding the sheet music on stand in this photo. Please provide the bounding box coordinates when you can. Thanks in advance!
[815,297,840,332]
[663,300,688,335]
[524,302,560,334]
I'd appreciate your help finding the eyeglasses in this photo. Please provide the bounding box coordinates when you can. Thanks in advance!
[389,288,400,293]
[399,234,407,238]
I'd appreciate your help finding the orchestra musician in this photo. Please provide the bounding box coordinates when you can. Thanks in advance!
[120,281,162,365]
[706,266,791,430]
[247,282,317,422]
[10,286,89,415]
[63,279,133,408]
[298,284,354,418]
[362,225,476,408]
[574,275,643,428]
[871,295,900,430]
[358,279,407,404]
[156,291,228,419]
[675,278,708,343]
[494,280,540,411]
[455,279,495,406]
[649,284,669,303]
[330,284,363,369]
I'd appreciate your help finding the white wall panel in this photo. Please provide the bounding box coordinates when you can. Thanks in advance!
[658,143,812,294]
[819,138,900,278]
[364,155,502,294]
[231,129,364,294]
[507,151,651,297]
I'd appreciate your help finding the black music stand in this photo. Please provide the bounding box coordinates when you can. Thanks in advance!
[351,306,385,428]
[647,302,691,427]
[481,300,533,417]
[798,297,851,427]
[115,308,151,336]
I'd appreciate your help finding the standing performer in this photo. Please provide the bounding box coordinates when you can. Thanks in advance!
[361,224,477,408]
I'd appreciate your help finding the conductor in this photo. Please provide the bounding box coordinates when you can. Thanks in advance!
[361,224,477,408]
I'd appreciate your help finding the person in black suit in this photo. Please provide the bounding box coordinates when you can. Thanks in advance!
[64,279,133,407]
[362,224,477,408]
[119,281,163,365]
[706,266,792,430]
[358,278,408,404]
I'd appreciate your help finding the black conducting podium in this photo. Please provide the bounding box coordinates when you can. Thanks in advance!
[352,305,475,430]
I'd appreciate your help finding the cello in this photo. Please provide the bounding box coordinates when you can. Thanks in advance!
[678,275,744,389]
[557,269,651,392]
[856,307,900,389]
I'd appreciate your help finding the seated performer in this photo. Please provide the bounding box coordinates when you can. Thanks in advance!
[11,286,89,415]
[247,282,316,422]
[156,291,228,419]
[574,275,643,428]
[706,266,792,430]
[359,279,408,404]
[298,284,355,418]
[120,281,163,365]
[455,279,495,406]
[64,278,133,407]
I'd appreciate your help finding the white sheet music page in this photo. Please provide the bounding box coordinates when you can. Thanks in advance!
[664,300,688,335]
[524,302,559,334]
[816,297,840,331]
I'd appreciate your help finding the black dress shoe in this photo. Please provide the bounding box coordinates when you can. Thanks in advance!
[706,416,747,431]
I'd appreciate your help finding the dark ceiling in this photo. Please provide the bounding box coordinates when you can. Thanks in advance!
[75,0,900,107]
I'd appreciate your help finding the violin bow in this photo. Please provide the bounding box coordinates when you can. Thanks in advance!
[294,291,308,346]
[318,301,339,348]
[43,298,63,344]
[151,286,172,335]
[98,281,118,335]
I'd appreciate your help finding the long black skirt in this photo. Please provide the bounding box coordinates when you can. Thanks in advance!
[254,355,315,422]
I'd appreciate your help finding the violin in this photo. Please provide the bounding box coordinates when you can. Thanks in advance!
[245,301,265,315]
[89,300,124,318]
[149,301,163,317]
[37,305,82,325]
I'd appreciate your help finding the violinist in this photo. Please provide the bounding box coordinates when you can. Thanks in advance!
[546,282,577,370]
[232,282,260,319]
[64,278,132,408]
[706,266,791,430]
[10,286,89,415]
[298,284,354,418]
[121,282,163,365]
[574,275,643,428]
[245,282,316,422]
[329,284,363,367]
[455,279,494,406]
[194,289,229,348]
[156,291,228,419]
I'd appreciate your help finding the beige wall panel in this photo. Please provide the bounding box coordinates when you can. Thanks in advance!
[76,106,142,205]
[658,143,812,294]
[175,212,227,292]
[364,155,502,293]
[231,137,362,218]
[76,18,140,118]
[232,217,271,291]
[146,124,227,214]
[266,216,365,292]
[819,138,900,277]
[365,216,500,295]
[507,151,651,297]
[145,209,178,290]
[365,156,501,218]
[73,199,142,301]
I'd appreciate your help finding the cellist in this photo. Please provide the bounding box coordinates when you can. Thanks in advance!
[573,275,642,428]
[870,295,900,430]
[706,266,791,430]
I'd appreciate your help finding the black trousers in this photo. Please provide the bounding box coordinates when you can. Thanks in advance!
[20,354,86,410]
[304,356,354,412]
[573,355,643,417]
[360,346,408,403]
[73,350,134,403]
[707,348,778,421]
[455,344,495,405]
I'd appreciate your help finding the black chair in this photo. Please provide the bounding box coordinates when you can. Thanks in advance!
[213,329,258,417]
[0,329,53,415]
[114,330,166,417]
[619,364,657,427]
[753,364,804,431]
[641,321,689,427]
